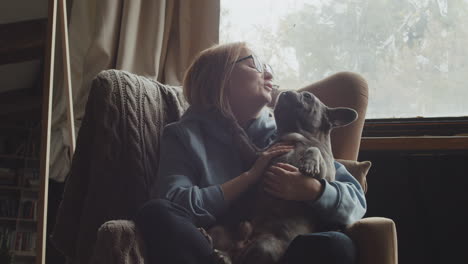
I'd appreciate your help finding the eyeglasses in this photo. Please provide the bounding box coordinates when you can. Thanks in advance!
[234,54,279,90]
[234,54,274,75]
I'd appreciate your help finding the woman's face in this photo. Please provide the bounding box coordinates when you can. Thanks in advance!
[227,48,274,113]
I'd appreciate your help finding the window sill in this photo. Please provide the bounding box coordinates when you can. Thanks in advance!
[360,136,468,151]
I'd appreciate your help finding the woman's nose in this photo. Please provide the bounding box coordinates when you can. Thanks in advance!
[263,68,273,80]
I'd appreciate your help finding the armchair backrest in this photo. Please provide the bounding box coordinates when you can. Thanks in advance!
[51,69,189,263]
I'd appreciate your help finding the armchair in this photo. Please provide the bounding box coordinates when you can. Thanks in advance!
[51,69,397,264]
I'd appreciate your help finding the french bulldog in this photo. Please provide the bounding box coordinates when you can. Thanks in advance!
[209,90,358,264]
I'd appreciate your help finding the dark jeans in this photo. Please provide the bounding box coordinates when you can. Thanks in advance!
[282,232,356,264]
[135,199,356,264]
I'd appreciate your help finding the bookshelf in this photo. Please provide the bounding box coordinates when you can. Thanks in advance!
[0,123,41,263]
[1,1,50,263]
[1,1,74,263]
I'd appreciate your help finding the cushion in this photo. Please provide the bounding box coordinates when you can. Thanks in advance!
[336,159,372,193]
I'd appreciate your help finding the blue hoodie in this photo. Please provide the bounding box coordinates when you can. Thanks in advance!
[156,106,366,228]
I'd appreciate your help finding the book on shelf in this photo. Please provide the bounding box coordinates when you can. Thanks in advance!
[17,168,40,188]
[0,168,16,186]
[0,197,18,218]
[15,231,37,252]
[0,228,37,253]
[0,227,13,252]
[19,199,37,220]
[0,167,40,188]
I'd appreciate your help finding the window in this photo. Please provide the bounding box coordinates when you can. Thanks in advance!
[220,0,468,120]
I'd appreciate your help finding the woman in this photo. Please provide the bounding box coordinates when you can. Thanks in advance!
[135,42,368,264]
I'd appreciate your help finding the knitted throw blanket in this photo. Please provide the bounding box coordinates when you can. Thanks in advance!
[51,70,189,264]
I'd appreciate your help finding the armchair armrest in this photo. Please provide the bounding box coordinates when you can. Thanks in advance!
[344,217,398,264]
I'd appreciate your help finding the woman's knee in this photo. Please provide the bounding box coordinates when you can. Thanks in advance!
[294,231,354,248]
[135,198,175,226]
[286,231,357,264]
[314,231,356,264]
[315,231,355,251]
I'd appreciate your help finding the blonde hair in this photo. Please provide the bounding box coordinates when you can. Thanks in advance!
[182,42,247,118]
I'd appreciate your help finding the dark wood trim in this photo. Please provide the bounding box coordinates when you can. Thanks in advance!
[0,18,47,65]
[360,136,468,151]
[363,117,468,137]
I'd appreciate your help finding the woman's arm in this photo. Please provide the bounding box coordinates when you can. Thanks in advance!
[263,161,366,226]
[221,143,293,202]
[308,161,367,225]
[157,124,293,227]
[156,124,226,227]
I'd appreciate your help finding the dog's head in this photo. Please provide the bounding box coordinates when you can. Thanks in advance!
[273,90,358,136]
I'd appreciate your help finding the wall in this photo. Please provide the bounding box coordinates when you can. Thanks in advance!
[0,0,47,94]
[360,150,467,264]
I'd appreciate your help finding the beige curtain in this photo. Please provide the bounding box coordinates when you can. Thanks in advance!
[50,0,220,182]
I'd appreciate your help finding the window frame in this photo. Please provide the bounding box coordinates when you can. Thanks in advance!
[361,117,468,151]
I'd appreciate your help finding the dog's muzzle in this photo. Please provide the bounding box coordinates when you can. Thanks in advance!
[278,91,302,108]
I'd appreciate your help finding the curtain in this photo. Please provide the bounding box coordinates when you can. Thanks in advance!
[49,0,220,182]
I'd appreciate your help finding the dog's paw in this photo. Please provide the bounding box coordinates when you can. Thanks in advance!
[299,148,322,177]
[212,249,232,264]
[198,227,213,248]
[299,159,320,177]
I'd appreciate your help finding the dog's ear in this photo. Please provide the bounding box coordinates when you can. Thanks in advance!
[327,107,358,128]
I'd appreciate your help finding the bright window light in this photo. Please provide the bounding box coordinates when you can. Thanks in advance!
[220,0,468,119]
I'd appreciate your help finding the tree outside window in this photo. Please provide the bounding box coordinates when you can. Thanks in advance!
[220,0,468,119]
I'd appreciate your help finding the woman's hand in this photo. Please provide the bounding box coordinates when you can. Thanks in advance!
[263,163,323,201]
[247,143,294,182]
[222,143,293,203]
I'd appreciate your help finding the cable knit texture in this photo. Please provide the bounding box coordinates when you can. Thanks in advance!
[90,220,146,264]
[51,69,188,264]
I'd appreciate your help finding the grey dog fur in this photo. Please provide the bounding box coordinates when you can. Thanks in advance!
[209,90,358,264]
